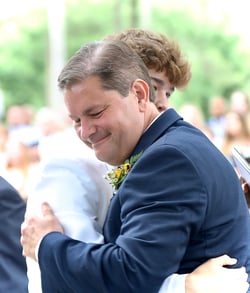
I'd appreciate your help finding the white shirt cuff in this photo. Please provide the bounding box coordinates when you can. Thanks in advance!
[158,274,187,293]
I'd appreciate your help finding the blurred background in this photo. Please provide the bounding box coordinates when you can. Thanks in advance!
[0,0,250,118]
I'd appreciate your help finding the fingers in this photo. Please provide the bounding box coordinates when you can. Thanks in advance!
[20,203,61,261]
[210,254,237,266]
[41,202,54,217]
[210,255,248,280]
[20,220,35,259]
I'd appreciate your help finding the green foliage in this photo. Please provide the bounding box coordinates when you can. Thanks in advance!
[0,9,47,110]
[65,0,115,55]
[64,0,137,56]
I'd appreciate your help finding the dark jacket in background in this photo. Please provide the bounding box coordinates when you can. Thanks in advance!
[0,176,28,292]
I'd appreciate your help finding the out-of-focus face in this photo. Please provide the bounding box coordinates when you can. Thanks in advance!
[64,76,154,166]
[6,139,27,167]
[225,112,243,137]
[148,69,175,112]
[230,92,249,115]
[210,97,226,118]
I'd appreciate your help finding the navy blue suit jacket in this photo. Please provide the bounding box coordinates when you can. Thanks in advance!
[39,109,250,292]
[0,176,28,292]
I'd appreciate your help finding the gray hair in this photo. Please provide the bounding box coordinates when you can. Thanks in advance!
[58,40,155,102]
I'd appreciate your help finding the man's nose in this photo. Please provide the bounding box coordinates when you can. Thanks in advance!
[154,92,169,112]
[78,119,95,141]
[155,99,168,112]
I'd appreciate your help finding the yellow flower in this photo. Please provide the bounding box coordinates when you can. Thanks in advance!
[115,168,122,178]
[123,163,131,172]
[105,152,143,191]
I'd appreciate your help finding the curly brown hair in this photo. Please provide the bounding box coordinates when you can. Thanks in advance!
[106,28,191,89]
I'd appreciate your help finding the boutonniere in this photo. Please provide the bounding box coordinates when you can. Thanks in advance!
[105,151,143,192]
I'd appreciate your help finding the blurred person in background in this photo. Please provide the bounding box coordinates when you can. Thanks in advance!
[230,90,250,115]
[6,105,27,136]
[0,176,28,292]
[6,104,41,164]
[6,105,40,145]
[2,138,40,201]
[178,103,214,142]
[230,91,250,212]
[220,111,250,162]
[206,95,227,148]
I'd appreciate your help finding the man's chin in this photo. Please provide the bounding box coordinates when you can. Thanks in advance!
[94,150,117,166]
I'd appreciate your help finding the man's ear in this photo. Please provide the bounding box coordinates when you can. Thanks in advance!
[130,79,150,110]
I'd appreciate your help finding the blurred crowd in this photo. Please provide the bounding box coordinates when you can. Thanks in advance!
[0,104,74,201]
[1,89,250,202]
[179,90,250,165]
